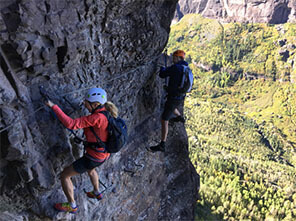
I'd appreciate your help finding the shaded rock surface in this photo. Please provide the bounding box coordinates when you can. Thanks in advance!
[175,0,296,24]
[0,0,199,220]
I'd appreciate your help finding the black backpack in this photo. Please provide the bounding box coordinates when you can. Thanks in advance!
[178,65,194,94]
[90,111,128,153]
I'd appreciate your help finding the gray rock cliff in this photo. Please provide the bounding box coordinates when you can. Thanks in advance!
[175,0,296,24]
[0,0,199,220]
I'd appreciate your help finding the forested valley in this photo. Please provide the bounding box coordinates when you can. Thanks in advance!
[167,14,296,220]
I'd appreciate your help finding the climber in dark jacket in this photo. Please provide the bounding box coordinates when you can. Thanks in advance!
[148,50,187,152]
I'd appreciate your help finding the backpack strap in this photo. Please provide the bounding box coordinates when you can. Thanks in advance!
[88,110,110,151]
[89,127,106,150]
[98,110,109,120]
[179,65,187,89]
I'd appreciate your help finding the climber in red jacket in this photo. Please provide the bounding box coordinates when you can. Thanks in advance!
[46,88,118,213]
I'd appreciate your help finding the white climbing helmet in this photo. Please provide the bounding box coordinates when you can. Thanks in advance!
[85,88,107,104]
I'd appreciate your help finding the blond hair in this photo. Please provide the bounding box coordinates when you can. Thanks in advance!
[104,101,118,118]
[89,101,118,118]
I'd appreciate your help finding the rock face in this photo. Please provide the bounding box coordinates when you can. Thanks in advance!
[175,0,296,24]
[0,0,199,220]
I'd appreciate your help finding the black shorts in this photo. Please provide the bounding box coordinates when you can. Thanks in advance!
[72,156,104,174]
[161,97,183,121]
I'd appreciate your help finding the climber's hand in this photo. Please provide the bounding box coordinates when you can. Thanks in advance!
[45,100,55,108]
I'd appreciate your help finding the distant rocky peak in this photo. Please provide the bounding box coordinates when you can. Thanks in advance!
[174,0,296,24]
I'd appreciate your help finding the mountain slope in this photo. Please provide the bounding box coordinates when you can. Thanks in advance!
[167,14,296,220]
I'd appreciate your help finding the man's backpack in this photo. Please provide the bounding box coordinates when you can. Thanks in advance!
[178,65,194,94]
[90,111,128,153]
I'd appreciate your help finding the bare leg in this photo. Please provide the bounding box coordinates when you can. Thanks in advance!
[174,108,181,116]
[60,165,79,203]
[161,119,169,142]
[87,168,99,192]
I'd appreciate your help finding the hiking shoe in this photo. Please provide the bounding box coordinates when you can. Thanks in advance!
[170,116,185,123]
[148,142,165,152]
[54,202,78,213]
[86,191,103,201]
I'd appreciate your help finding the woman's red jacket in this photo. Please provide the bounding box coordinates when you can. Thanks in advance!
[52,105,110,161]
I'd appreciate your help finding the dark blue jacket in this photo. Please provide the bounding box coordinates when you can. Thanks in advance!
[159,60,188,97]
